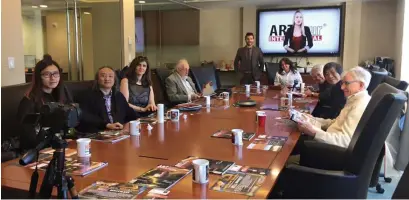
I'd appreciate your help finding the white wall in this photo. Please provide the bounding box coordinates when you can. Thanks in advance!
[22,10,44,63]
[395,0,405,80]
[1,0,25,86]
[400,0,409,83]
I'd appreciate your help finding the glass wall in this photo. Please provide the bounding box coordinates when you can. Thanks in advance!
[135,1,200,69]
[21,0,122,81]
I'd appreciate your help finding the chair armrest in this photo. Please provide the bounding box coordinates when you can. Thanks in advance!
[300,141,347,170]
[278,164,359,198]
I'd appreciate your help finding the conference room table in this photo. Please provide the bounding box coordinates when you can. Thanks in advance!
[1,86,317,199]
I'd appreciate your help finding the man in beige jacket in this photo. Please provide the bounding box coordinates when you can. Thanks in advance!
[298,66,372,148]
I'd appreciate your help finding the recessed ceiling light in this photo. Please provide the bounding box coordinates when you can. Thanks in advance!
[39,5,48,8]
[139,1,146,3]
[32,5,38,8]
[84,12,91,15]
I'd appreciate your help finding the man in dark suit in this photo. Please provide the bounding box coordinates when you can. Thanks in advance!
[165,59,200,105]
[234,32,265,84]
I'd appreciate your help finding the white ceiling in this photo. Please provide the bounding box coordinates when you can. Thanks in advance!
[21,0,390,11]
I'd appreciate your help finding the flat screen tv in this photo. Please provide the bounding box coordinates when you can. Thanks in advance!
[257,6,344,56]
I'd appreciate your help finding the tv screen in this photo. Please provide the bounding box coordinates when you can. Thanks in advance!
[257,6,343,56]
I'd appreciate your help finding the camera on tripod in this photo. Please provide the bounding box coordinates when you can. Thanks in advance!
[19,102,81,199]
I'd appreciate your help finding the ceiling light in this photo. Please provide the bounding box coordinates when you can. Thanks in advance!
[32,5,38,8]
[84,12,91,15]
[39,5,48,8]
[139,1,146,3]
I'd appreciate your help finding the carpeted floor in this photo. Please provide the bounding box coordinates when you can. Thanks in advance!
[367,175,402,199]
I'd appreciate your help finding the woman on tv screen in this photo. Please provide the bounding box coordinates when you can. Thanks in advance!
[283,10,313,54]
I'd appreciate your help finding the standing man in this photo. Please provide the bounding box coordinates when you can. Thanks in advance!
[234,32,265,84]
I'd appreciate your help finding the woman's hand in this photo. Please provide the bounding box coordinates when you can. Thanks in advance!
[146,104,157,112]
[106,122,123,130]
[285,47,295,53]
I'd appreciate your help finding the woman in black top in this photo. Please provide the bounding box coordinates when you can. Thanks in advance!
[120,56,157,117]
[311,62,346,119]
[17,54,73,151]
[283,10,313,54]
[76,66,139,133]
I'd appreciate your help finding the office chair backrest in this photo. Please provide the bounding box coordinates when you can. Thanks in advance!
[392,159,409,198]
[344,83,407,197]
[384,76,408,91]
[190,65,219,93]
[367,69,389,94]
[154,68,172,105]
[265,62,280,85]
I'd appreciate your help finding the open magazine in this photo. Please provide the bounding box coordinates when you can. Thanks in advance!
[79,181,146,199]
[289,109,321,129]
[210,171,266,196]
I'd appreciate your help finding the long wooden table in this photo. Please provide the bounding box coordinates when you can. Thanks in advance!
[1,87,316,199]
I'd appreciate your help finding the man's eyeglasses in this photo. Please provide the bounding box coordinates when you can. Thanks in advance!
[41,72,60,78]
[341,80,359,86]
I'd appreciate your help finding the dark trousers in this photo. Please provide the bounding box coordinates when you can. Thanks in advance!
[240,72,255,85]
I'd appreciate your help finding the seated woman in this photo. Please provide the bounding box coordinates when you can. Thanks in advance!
[17,54,73,151]
[76,66,139,133]
[298,66,372,148]
[274,58,303,87]
[311,62,346,119]
[304,64,329,97]
[120,56,157,117]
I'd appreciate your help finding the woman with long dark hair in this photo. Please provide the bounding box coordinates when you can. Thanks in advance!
[283,10,313,54]
[17,54,73,150]
[274,57,303,87]
[120,56,157,116]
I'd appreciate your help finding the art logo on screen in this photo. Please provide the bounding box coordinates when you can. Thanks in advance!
[268,23,326,42]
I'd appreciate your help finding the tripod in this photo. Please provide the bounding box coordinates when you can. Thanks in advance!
[28,129,78,199]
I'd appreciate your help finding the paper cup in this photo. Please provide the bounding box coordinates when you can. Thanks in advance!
[130,120,141,136]
[255,81,261,88]
[256,111,266,122]
[205,96,211,107]
[76,138,91,157]
[245,84,251,92]
[192,159,209,184]
[258,114,267,127]
[231,129,243,146]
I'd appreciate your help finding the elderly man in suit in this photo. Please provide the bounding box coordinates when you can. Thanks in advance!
[165,59,201,104]
[234,32,265,84]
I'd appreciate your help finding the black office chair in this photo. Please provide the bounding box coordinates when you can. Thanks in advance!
[190,65,232,94]
[392,158,409,199]
[367,69,389,94]
[369,76,408,193]
[153,68,172,106]
[265,62,280,85]
[270,83,407,198]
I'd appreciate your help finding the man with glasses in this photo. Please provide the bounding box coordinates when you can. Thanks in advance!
[165,59,201,104]
[297,66,372,148]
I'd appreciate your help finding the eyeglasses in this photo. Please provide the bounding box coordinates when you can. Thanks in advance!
[341,80,359,86]
[41,71,60,78]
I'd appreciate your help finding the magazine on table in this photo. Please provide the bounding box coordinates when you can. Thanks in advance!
[90,130,130,143]
[174,156,235,175]
[79,181,146,199]
[210,171,266,196]
[227,164,270,176]
[247,135,287,152]
[211,130,255,141]
[25,158,108,176]
[129,165,191,190]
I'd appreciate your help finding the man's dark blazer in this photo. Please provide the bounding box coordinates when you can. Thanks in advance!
[234,46,264,81]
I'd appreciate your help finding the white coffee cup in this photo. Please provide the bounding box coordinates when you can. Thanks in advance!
[205,96,211,107]
[255,81,261,88]
[287,93,293,108]
[192,159,209,184]
[130,120,140,136]
[245,84,251,92]
[166,109,180,122]
[300,83,305,93]
[219,92,229,100]
[231,129,243,146]
[76,138,91,157]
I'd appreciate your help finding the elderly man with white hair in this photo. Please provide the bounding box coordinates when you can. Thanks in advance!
[305,64,326,97]
[165,59,201,104]
[298,66,372,148]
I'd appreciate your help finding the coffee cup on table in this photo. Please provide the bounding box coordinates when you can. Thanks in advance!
[231,129,244,146]
[76,138,91,157]
[192,159,209,184]
[166,109,180,122]
[130,120,140,136]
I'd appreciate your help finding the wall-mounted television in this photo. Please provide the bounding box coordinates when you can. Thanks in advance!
[257,6,344,57]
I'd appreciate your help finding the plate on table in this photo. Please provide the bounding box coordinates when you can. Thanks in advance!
[235,100,257,107]
[176,103,203,111]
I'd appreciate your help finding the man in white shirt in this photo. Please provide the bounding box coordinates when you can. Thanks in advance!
[165,59,201,104]
[298,66,372,148]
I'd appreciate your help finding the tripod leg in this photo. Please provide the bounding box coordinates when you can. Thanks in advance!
[66,176,79,199]
[57,176,69,199]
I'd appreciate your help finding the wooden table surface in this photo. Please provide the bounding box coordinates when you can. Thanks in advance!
[1,87,317,199]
